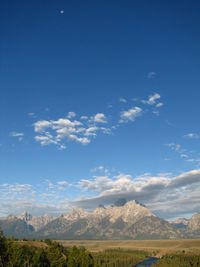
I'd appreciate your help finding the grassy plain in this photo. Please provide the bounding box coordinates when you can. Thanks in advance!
[58,239,200,257]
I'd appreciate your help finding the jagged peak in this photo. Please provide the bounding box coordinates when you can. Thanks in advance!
[17,211,32,221]
[63,208,89,220]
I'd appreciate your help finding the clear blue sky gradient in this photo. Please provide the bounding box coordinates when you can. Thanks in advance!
[0,0,200,217]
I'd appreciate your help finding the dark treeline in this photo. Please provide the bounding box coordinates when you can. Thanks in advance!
[0,229,147,267]
[0,229,94,267]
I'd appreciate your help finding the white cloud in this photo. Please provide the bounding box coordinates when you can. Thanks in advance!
[148,93,160,105]
[34,120,52,132]
[79,173,165,195]
[156,102,163,108]
[186,158,200,164]
[1,169,200,219]
[75,169,200,218]
[84,126,98,137]
[67,111,76,119]
[184,133,199,139]
[180,154,188,159]
[142,93,161,105]
[28,112,35,117]
[35,133,59,146]
[119,97,127,103]
[56,180,68,190]
[80,175,114,192]
[80,116,88,120]
[166,142,200,167]
[166,143,182,152]
[90,165,109,174]
[0,183,34,204]
[0,181,71,216]
[5,184,33,193]
[32,93,164,150]
[91,113,107,123]
[10,132,24,137]
[33,113,110,149]
[10,132,24,142]
[119,107,142,123]
[57,180,68,186]
[147,72,157,79]
[152,109,160,116]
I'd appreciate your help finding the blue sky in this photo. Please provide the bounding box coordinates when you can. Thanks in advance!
[1,0,200,219]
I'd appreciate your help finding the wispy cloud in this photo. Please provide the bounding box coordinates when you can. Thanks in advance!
[142,93,161,105]
[119,97,127,103]
[0,183,35,205]
[67,111,76,119]
[147,71,157,79]
[56,180,69,190]
[119,107,142,123]
[28,112,36,118]
[90,165,109,174]
[184,133,200,139]
[141,93,163,115]
[0,180,71,216]
[10,132,24,142]
[80,116,88,120]
[156,102,163,108]
[166,142,200,167]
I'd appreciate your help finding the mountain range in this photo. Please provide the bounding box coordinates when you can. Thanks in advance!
[0,200,199,240]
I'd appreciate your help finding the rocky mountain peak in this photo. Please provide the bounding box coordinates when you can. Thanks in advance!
[106,200,153,224]
[1,202,200,240]
[18,211,32,222]
[188,212,200,231]
[64,208,89,221]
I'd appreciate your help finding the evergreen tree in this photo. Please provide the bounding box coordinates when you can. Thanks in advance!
[0,229,8,266]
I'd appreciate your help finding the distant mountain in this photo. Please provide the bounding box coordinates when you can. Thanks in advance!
[134,216,182,239]
[17,211,54,231]
[35,201,181,239]
[0,215,34,238]
[188,212,200,233]
[169,218,189,229]
[0,200,199,240]
[169,212,200,238]
[169,213,200,232]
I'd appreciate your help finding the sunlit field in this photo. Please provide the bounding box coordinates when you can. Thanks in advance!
[58,239,200,256]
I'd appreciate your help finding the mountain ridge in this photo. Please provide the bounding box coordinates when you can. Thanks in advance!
[0,200,200,240]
